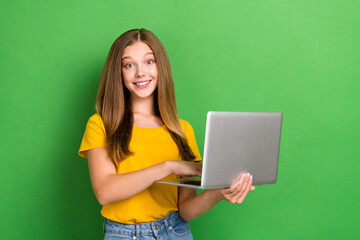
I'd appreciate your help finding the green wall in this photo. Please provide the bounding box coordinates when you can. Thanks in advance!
[1,1,359,239]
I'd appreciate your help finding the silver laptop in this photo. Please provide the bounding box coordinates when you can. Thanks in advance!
[156,111,283,189]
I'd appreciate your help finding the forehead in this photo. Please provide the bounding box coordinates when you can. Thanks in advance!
[122,41,153,59]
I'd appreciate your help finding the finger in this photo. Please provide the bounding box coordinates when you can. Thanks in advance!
[224,173,246,198]
[224,171,248,198]
[221,178,239,197]
[187,162,202,176]
[195,163,202,176]
[237,173,251,196]
[245,174,253,192]
[191,162,202,173]
[236,176,253,204]
[247,174,253,190]
[236,174,253,204]
[228,179,242,196]
[236,188,249,204]
[230,173,247,193]
[233,173,252,202]
[222,181,238,196]
[221,184,240,203]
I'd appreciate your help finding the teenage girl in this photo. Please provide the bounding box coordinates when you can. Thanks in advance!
[79,28,255,240]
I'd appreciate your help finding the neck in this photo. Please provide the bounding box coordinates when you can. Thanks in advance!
[130,94,156,116]
[131,94,164,128]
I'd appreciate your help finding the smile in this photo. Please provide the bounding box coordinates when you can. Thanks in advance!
[134,80,152,88]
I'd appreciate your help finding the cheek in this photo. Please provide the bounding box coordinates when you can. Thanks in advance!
[150,66,158,78]
[121,71,134,91]
[122,70,133,82]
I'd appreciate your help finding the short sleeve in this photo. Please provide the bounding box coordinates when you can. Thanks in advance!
[183,120,202,162]
[78,113,107,158]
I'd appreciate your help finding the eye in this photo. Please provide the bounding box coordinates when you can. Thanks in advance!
[123,63,134,69]
[146,59,155,65]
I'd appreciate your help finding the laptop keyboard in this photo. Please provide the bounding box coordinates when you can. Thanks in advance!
[179,180,201,185]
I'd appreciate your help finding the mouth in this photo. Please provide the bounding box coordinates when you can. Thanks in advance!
[133,80,152,88]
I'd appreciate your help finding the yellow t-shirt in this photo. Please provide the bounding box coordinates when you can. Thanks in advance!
[78,113,202,224]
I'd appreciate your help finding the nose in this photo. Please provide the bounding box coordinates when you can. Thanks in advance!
[136,64,146,78]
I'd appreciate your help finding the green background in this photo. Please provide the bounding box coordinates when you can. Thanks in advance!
[1,0,359,239]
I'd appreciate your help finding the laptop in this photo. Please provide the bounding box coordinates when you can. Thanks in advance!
[156,111,283,189]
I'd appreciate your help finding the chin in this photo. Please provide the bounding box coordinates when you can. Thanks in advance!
[131,90,156,100]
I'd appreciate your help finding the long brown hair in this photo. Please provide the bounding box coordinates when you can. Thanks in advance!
[96,28,196,167]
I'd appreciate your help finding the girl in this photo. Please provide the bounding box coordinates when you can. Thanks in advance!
[79,28,254,240]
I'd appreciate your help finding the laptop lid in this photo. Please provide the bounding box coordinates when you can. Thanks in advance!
[156,111,283,189]
[200,111,283,188]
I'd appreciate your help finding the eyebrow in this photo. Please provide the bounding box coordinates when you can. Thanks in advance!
[122,52,154,60]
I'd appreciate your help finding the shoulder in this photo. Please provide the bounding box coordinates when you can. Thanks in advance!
[179,119,189,129]
[87,113,106,132]
[179,119,194,134]
[89,113,104,124]
[89,113,102,122]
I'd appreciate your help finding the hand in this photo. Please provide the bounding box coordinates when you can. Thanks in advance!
[213,172,255,204]
[167,160,202,177]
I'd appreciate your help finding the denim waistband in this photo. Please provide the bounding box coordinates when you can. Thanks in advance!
[103,211,185,239]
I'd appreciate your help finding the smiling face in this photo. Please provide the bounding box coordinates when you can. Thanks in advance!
[121,41,158,101]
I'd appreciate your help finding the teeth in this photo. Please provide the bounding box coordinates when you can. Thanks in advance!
[135,80,151,86]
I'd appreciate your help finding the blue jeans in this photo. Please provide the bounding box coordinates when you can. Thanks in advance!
[103,211,193,240]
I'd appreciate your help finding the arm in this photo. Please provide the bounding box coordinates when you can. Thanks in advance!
[87,147,202,205]
[178,172,255,222]
[178,188,222,222]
